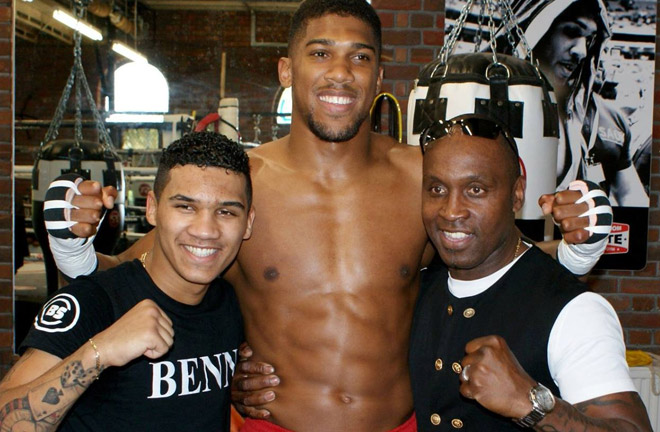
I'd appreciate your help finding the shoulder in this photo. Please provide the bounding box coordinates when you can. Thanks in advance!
[32,280,114,333]
[20,280,115,358]
[245,136,288,175]
[372,133,422,176]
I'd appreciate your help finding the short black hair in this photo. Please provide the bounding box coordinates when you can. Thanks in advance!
[288,0,382,57]
[153,132,252,208]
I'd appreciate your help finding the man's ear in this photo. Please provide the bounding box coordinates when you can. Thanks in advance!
[146,191,158,227]
[278,57,292,88]
[513,176,526,213]
[376,65,383,94]
[243,207,256,240]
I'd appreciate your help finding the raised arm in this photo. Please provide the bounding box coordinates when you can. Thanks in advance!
[537,180,612,277]
[43,173,154,278]
[0,299,174,431]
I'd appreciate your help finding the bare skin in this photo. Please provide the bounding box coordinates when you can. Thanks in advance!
[227,133,431,430]
[50,13,600,432]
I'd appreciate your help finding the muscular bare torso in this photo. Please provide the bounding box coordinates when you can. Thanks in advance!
[226,133,432,431]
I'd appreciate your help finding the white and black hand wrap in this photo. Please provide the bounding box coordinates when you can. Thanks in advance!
[569,180,613,243]
[44,173,86,239]
[557,180,613,276]
[44,173,101,279]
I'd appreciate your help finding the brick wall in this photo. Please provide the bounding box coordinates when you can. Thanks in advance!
[0,0,12,376]
[2,0,660,376]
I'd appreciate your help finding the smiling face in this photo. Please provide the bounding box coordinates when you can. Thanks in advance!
[534,8,598,98]
[421,129,525,280]
[279,14,383,143]
[146,165,254,304]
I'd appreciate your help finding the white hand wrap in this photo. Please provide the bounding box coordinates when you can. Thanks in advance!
[557,180,612,276]
[44,173,101,279]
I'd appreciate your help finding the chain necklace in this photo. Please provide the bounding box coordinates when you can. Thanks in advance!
[140,251,149,269]
[513,237,522,259]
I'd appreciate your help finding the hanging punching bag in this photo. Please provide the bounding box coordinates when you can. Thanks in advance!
[408,52,559,241]
[30,2,126,295]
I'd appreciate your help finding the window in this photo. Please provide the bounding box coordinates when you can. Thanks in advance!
[114,62,169,113]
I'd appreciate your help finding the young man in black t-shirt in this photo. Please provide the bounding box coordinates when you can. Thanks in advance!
[0,132,254,431]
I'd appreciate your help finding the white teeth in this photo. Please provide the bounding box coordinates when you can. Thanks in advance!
[184,246,217,257]
[444,231,469,240]
[319,95,352,105]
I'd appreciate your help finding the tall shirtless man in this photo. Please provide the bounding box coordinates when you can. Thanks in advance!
[43,1,605,431]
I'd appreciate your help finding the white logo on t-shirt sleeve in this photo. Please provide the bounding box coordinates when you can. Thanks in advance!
[34,293,81,333]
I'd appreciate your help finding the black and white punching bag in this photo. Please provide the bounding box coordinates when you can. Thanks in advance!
[408,52,560,241]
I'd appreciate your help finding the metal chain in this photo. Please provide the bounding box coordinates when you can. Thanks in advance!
[474,1,486,52]
[76,46,114,147]
[41,0,114,150]
[437,0,537,71]
[499,0,536,64]
[497,0,520,57]
[439,0,474,66]
[486,0,499,64]
[43,64,76,144]
[74,34,83,144]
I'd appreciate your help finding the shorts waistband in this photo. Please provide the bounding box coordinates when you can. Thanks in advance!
[240,413,416,432]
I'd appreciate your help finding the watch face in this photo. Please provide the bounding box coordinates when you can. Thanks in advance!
[533,385,556,412]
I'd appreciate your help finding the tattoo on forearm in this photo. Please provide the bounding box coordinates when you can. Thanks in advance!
[536,395,643,432]
[0,360,97,431]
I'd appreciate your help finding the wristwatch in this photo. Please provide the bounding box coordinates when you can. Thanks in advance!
[514,383,556,428]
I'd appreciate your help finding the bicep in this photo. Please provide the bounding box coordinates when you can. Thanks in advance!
[0,348,62,390]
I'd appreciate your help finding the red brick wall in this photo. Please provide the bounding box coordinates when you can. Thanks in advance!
[0,0,12,376]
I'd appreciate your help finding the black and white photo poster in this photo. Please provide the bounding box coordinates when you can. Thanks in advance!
[444,0,655,269]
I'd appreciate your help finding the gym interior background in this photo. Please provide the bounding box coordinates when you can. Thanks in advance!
[0,0,659,377]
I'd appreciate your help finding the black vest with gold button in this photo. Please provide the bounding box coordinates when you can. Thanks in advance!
[409,246,587,431]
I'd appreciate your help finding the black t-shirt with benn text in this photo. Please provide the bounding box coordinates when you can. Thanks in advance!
[21,260,244,432]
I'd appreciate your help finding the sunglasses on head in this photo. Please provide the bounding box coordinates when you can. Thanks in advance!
[419,114,520,162]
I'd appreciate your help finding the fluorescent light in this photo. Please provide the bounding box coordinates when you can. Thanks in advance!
[106,113,164,123]
[53,9,103,41]
[112,42,148,63]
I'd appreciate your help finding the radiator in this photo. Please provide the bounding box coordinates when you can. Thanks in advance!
[630,366,660,431]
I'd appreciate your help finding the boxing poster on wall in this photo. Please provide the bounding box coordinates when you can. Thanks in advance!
[444,0,655,270]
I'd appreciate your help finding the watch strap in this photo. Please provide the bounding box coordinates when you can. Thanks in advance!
[514,406,546,428]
